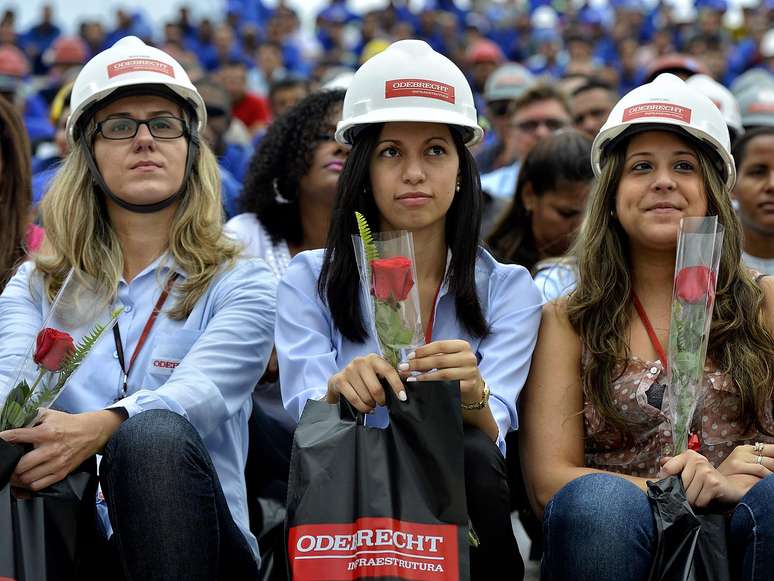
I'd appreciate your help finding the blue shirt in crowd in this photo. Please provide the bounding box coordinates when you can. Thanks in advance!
[0,255,277,561]
[275,248,543,455]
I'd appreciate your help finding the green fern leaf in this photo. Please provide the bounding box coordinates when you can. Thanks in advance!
[355,211,379,262]
[59,307,123,381]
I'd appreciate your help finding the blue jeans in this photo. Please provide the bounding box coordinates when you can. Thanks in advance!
[730,473,774,580]
[542,473,774,581]
[100,410,258,581]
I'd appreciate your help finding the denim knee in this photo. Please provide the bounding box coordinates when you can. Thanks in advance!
[103,409,206,477]
[730,474,774,580]
[542,473,654,581]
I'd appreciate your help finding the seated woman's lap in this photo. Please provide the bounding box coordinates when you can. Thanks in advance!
[100,410,257,581]
[542,472,774,581]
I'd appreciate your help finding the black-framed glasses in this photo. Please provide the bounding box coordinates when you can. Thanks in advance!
[94,116,188,140]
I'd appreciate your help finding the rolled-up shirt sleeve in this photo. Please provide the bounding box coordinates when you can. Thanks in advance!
[109,259,277,438]
[479,266,543,455]
[275,252,338,421]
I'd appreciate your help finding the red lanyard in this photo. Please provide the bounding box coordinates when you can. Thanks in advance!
[631,290,668,370]
[113,273,179,398]
[424,280,443,344]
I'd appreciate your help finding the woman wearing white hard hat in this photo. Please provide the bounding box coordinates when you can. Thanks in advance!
[521,73,774,580]
[0,37,275,579]
[275,39,542,579]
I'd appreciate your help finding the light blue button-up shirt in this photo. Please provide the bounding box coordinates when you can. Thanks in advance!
[275,248,543,455]
[0,255,277,560]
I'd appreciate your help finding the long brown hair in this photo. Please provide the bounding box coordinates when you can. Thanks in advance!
[568,132,774,434]
[0,97,32,289]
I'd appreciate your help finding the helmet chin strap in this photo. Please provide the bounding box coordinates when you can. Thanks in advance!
[80,131,200,214]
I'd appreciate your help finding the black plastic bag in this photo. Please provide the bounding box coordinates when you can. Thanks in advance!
[286,380,470,580]
[0,439,98,581]
[646,475,731,581]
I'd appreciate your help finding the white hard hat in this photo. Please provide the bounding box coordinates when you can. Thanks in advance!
[336,39,483,146]
[592,73,735,190]
[66,36,206,146]
[686,74,743,137]
[737,85,774,129]
[531,6,559,29]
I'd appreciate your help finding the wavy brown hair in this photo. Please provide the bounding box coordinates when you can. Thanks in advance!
[0,97,32,289]
[567,132,774,435]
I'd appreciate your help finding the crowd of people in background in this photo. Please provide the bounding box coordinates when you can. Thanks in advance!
[1,1,774,579]
[0,0,771,226]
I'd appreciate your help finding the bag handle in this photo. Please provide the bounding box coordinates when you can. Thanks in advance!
[338,398,365,426]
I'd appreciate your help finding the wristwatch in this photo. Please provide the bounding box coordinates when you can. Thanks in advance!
[461,380,490,411]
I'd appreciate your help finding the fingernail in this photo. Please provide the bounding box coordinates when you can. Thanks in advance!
[397,362,409,371]
[406,376,417,382]
[408,351,416,360]
[398,391,407,402]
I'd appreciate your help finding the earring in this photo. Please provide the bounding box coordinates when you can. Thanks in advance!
[609,209,616,220]
[273,178,293,205]
[455,181,460,193]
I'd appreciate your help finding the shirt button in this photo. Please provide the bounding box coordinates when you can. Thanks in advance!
[124,305,133,313]
[113,351,119,359]
[649,366,659,375]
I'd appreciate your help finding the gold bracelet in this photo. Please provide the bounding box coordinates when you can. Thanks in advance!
[461,380,490,411]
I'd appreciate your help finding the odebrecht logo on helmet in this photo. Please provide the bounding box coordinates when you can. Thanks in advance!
[385,79,456,104]
[336,40,483,146]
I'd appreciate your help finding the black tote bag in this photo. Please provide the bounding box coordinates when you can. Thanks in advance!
[286,379,470,581]
[0,439,98,581]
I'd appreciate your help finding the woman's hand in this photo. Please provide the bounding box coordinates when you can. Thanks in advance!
[399,340,498,440]
[717,443,774,479]
[327,354,406,413]
[660,449,751,507]
[398,340,484,406]
[0,409,124,491]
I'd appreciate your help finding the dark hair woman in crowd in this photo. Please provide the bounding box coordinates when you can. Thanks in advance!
[732,126,774,274]
[0,95,39,290]
[486,129,592,274]
[226,88,347,281]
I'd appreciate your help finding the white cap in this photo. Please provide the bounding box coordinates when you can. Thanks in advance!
[592,73,735,190]
[336,39,483,146]
[67,36,206,145]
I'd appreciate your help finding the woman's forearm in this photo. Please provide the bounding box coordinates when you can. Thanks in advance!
[462,406,499,441]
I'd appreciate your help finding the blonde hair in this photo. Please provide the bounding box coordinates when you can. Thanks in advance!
[35,125,239,319]
[567,133,774,434]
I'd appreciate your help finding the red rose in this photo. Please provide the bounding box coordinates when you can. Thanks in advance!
[674,266,716,304]
[33,328,75,372]
[371,256,415,301]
